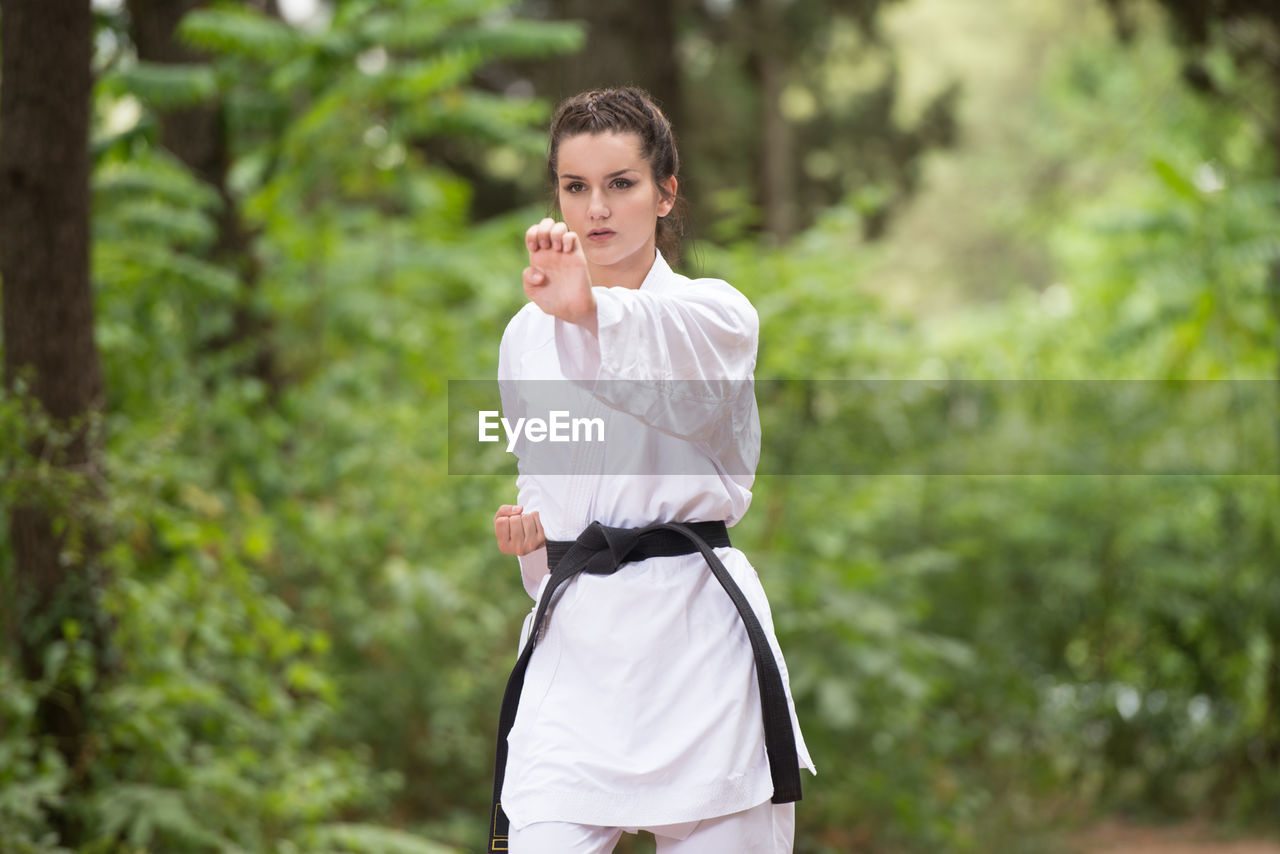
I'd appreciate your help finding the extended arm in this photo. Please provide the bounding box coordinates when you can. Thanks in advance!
[553,271,761,474]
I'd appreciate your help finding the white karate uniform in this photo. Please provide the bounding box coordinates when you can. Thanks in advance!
[510,800,795,854]
[496,251,815,838]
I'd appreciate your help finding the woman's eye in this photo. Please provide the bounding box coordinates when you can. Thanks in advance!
[564,183,585,193]
[611,179,633,190]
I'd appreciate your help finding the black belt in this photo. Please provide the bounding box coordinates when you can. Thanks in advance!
[489,520,802,852]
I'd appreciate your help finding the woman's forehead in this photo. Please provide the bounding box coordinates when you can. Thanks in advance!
[556,131,646,177]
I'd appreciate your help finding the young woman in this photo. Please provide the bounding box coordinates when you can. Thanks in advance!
[490,87,815,854]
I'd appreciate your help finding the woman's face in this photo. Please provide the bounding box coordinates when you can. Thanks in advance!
[555,131,675,280]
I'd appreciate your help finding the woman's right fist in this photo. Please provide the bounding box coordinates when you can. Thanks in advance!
[494,504,546,556]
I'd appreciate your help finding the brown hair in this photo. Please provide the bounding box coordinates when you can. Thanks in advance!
[547,87,685,264]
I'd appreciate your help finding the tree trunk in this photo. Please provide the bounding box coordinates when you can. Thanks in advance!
[0,0,105,844]
[745,0,796,241]
[533,0,685,132]
[126,0,280,395]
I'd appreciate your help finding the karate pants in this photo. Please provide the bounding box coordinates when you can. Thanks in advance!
[508,800,794,854]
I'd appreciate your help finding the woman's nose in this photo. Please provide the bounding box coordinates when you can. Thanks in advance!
[588,190,609,219]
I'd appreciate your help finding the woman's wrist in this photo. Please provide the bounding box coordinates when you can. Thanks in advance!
[562,289,598,333]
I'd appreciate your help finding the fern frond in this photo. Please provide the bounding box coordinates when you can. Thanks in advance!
[179,8,300,61]
[384,50,483,100]
[359,12,449,52]
[96,151,223,212]
[450,18,584,59]
[102,200,219,249]
[92,784,234,850]
[404,91,547,153]
[96,242,239,297]
[106,62,218,109]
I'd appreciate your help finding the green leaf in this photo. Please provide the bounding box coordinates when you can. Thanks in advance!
[385,50,482,100]
[109,62,218,109]
[450,19,585,59]
[1149,156,1200,201]
[106,200,219,248]
[93,784,233,849]
[96,242,239,297]
[178,8,300,60]
[403,91,547,152]
[359,12,449,51]
[96,152,222,213]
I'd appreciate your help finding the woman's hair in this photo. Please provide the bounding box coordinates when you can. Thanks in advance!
[547,87,685,264]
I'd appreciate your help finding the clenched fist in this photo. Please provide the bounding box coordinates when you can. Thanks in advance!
[494,504,546,556]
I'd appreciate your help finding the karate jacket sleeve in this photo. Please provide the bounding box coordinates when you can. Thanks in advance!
[553,277,761,478]
[498,312,550,601]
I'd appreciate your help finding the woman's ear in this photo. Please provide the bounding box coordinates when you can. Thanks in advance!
[657,176,678,217]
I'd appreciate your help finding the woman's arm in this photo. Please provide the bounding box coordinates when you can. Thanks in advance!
[558,278,758,385]
[498,310,551,599]
[552,277,760,476]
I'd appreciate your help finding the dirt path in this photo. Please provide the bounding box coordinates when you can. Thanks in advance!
[1076,821,1280,854]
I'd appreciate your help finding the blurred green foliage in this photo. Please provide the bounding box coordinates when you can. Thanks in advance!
[3,0,1280,852]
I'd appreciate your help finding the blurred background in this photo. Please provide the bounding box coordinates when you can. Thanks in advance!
[2,0,1279,851]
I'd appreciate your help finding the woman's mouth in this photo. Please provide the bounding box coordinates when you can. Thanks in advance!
[587,229,616,242]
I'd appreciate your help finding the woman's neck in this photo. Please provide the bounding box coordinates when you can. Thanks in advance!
[586,242,658,290]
